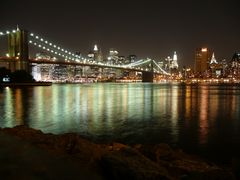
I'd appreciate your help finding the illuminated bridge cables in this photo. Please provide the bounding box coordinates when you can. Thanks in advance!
[153,60,170,75]
[29,32,81,61]
[29,39,75,61]
[123,59,152,68]
[125,60,145,67]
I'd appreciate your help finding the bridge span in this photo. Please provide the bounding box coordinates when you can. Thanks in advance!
[0,28,170,82]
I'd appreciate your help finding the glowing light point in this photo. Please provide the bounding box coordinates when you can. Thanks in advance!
[173,51,177,61]
[94,44,98,51]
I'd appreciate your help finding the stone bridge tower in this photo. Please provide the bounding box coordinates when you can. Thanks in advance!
[8,27,29,72]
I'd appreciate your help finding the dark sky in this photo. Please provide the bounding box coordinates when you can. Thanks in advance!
[1,0,240,67]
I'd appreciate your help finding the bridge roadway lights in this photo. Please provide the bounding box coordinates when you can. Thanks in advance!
[142,71,154,82]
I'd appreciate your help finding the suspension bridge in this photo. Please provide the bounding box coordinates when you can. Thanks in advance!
[0,27,170,82]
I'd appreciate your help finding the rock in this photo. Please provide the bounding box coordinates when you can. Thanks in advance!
[135,144,235,179]
[108,142,128,151]
[1,126,104,164]
[180,168,235,180]
[0,126,236,180]
[100,146,172,180]
[136,143,175,162]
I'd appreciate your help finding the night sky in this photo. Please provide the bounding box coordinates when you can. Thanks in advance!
[1,0,240,67]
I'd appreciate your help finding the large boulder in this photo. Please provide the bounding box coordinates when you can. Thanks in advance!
[100,146,172,180]
[135,144,235,179]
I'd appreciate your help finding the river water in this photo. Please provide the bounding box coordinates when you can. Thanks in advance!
[0,83,240,165]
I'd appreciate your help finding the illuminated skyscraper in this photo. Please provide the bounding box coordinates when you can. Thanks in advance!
[210,52,217,64]
[107,48,119,64]
[91,44,103,62]
[172,51,178,69]
[195,48,209,73]
[231,52,240,76]
[231,52,240,68]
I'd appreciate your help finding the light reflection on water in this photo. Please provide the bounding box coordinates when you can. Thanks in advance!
[0,83,240,163]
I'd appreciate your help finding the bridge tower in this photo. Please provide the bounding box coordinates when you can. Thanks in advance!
[8,28,29,72]
[142,59,154,82]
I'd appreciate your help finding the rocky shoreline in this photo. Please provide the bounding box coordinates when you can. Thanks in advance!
[0,126,236,179]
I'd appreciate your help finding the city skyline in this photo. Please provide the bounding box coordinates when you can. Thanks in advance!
[1,0,240,67]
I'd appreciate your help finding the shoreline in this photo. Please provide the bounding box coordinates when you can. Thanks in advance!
[0,126,236,179]
[0,82,52,87]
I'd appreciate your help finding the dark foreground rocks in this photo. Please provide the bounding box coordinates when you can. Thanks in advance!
[0,126,235,180]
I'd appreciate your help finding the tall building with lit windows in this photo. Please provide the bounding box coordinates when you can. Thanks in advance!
[90,44,103,62]
[171,51,178,69]
[107,48,119,65]
[195,48,209,73]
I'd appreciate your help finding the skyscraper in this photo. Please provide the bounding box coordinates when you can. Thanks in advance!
[107,48,119,65]
[209,52,217,64]
[172,51,178,69]
[92,44,103,62]
[195,48,209,73]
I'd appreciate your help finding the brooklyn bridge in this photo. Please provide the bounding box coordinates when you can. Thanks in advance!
[0,28,170,82]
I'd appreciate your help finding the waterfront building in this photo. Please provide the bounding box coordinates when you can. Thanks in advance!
[107,48,119,65]
[195,48,210,74]
[165,56,172,71]
[230,52,240,77]
[127,55,137,64]
[118,56,125,65]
